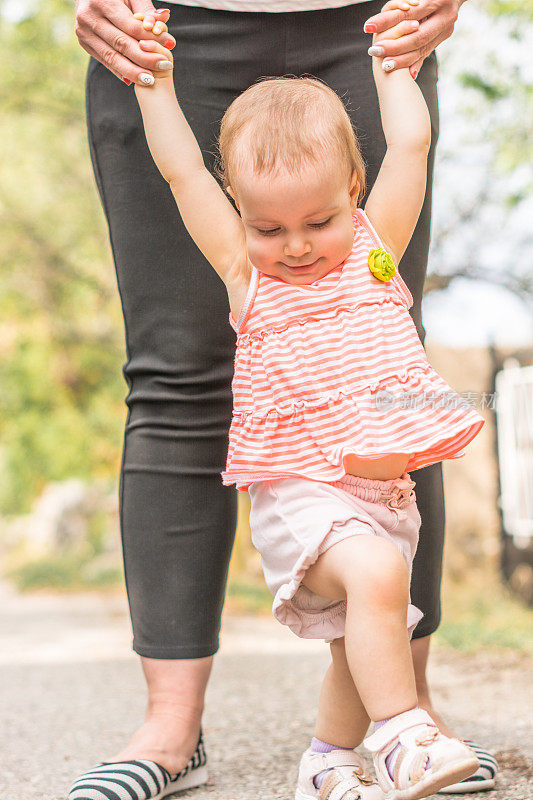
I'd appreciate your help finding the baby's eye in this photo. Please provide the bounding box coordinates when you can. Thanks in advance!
[309,218,331,229]
[256,227,281,236]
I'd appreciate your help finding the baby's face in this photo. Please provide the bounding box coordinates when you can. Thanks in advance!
[230,159,358,285]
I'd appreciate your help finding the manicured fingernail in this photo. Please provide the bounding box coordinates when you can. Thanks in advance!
[142,20,153,29]
[368,46,385,57]
[139,73,155,85]
[153,21,167,34]
[156,60,173,69]
[382,59,396,72]
[412,69,418,79]
[122,77,132,85]
[364,22,378,33]
[164,39,176,49]
[133,12,144,19]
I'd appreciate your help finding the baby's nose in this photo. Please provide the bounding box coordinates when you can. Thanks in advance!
[283,237,312,258]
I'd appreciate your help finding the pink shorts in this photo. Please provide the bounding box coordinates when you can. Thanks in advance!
[248,473,423,642]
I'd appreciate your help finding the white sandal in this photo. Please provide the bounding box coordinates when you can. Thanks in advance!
[364,709,479,800]
[437,740,497,793]
[295,747,385,800]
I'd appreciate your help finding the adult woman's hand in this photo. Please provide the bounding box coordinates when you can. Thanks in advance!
[75,1,176,85]
[364,0,465,78]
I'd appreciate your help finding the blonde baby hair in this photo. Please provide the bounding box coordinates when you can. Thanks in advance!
[217,76,366,202]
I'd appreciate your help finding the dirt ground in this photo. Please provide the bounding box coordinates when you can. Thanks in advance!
[1,585,532,800]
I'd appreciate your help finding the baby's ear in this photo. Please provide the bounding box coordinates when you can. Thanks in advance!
[349,171,360,211]
[226,185,240,211]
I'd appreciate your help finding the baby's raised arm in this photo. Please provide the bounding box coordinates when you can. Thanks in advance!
[365,7,432,265]
[133,36,245,282]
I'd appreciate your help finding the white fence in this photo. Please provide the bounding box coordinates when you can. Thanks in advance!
[496,360,533,544]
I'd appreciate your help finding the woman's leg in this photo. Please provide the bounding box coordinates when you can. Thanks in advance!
[84,3,292,772]
[412,635,455,737]
[107,656,213,768]
[85,18,238,773]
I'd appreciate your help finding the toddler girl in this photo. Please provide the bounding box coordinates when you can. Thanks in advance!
[133,9,483,799]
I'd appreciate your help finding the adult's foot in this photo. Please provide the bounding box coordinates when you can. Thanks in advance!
[107,655,213,774]
[68,735,208,800]
[107,715,202,775]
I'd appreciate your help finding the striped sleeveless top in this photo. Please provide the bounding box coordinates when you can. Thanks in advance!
[222,209,484,489]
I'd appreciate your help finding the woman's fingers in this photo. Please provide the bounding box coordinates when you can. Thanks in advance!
[139,38,173,59]
[410,56,425,79]
[76,1,176,84]
[381,0,420,11]
[367,0,458,70]
[139,39,174,74]
[364,2,425,34]
[365,0,460,41]
[129,0,169,20]
[371,18,453,69]
[374,18,420,42]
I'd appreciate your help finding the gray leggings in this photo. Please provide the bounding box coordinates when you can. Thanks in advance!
[86,0,444,658]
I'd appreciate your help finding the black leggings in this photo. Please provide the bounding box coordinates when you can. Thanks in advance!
[86,1,444,658]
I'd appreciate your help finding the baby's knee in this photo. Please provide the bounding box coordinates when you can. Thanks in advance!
[345,538,409,607]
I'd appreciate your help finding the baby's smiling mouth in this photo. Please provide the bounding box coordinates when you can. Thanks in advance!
[283,258,320,270]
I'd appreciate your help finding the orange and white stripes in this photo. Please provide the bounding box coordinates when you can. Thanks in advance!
[222,210,484,489]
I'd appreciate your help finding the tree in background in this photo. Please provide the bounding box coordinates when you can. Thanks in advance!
[426,0,533,298]
[0,0,125,514]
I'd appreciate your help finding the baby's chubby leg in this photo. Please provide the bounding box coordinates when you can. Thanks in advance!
[302,538,479,797]
[314,637,371,748]
[304,534,417,727]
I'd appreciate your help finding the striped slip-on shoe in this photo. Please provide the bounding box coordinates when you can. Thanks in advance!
[438,741,497,793]
[68,732,208,799]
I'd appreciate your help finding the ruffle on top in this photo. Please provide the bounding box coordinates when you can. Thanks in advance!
[223,364,484,489]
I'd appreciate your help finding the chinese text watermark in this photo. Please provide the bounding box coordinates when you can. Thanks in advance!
[373,390,498,411]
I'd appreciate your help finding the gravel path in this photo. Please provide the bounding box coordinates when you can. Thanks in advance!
[1,586,531,799]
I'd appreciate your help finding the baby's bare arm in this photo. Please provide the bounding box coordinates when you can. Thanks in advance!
[365,1,432,265]
[133,29,245,282]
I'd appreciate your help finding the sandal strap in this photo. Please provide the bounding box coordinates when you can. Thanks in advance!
[319,771,362,800]
[364,708,436,752]
[306,749,368,772]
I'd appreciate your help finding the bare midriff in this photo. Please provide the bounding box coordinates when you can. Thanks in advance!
[343,453,410,481]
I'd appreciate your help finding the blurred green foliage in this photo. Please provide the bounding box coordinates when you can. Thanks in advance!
[0,0,125,514]
[435,577,533,654]
[7,552,123,590]
[460,0,533,179]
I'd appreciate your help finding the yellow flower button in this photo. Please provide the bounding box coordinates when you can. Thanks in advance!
[368,248,395,282]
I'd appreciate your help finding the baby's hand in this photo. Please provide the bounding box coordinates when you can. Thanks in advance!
[133,11,169,37]
[134,12,174,84]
